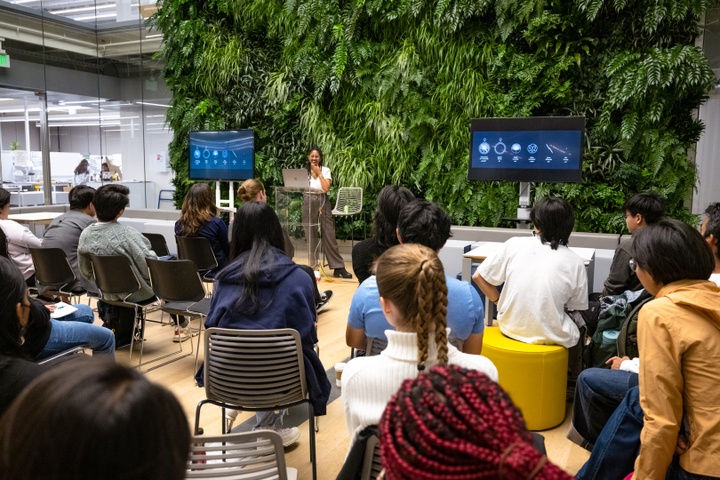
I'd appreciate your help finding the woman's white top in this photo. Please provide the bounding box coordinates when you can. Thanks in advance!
[341,329,498,442]
[308,166,331,190]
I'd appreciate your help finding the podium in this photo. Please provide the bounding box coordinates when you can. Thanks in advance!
[274,186,326,267]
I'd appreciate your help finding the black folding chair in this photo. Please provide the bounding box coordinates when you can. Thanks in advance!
[89,254,190,371]
[147,258,211,373]
[142,232,175,259]
[30,247,89,304]
[175,235,218,286]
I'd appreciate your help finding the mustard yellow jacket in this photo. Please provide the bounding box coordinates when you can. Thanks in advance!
[635,280,720,479]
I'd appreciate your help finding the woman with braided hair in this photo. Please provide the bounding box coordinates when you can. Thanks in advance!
[341,243,497,443]
[380,364,574,480]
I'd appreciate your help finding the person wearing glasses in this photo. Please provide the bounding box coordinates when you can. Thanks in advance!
[569,203,720,461]
[602,192,666,297]
[576,218,720,480]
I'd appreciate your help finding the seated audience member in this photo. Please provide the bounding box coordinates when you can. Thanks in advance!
[346,200,485,354]
[602,192,665,296]
[199,201,331,446]
[0,257,114,360]
[570,202,720,453]
[379,365,574,480]
[41,185,98,295]
[351,185,415,284]
[0,187,42,286]
[473,196,588,348]
[342,243,497,442]
[175,183,229,275]
[577,219,720,480]
[0,233,46,415]
[237,178,333,312]
[76,184,196,341]
[0,359,189,480]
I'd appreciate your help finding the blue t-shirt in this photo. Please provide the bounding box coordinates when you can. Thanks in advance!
[348,275,484,342]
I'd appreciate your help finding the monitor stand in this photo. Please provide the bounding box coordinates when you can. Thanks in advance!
[215,180,236,222]
[516,182,532,229]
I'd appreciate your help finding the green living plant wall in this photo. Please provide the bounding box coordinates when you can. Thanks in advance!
[152,0,717,235]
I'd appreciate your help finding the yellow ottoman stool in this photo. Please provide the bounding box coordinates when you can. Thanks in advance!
[482,327,568,431]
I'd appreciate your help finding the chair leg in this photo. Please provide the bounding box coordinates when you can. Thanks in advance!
[194,399,210,435]
[309,404,317,480]
[194,318,204,375]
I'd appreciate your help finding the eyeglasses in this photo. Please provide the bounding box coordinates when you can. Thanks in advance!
[629,258,637,272]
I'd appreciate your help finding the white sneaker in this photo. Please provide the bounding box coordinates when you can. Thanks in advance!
[225,409,239,431]
[253,426,300,447]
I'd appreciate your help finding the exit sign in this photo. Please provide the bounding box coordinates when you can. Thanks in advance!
[0,54,9,68]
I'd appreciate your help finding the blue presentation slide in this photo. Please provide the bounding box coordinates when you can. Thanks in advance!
[471,130,582,170]
[189,130,253,181]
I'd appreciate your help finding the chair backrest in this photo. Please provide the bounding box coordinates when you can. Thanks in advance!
[89,254,142,299]
[147,258,206,303]
[30,247,76,289]
[333,187,363,215]
[142,232,170,257]
[204,328,309,409]
[366,337,388,356]
[176,235,218,273]
[361,431,382,480]
[186,430,291,479]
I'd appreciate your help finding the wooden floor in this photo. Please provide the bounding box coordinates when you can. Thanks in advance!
[104,263,590,479]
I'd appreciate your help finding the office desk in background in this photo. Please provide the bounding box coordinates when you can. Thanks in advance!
[8,211,63,236]
[462,242,596,326]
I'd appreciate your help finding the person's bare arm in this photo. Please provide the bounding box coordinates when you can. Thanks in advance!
[345,324,367,350]
[472,269,500,304]
[462,332,484,355]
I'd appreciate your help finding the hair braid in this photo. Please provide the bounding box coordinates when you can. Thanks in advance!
[376,244,451,371]
[380,365,575,480]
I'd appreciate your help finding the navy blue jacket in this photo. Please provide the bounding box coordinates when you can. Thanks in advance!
[197,247,331,415]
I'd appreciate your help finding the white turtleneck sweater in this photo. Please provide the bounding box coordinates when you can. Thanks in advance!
[341,329,498,442]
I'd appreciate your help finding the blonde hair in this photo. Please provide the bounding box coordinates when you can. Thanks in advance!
[237,179,265,202]
[375,244,449,369]
[177,183,217,237]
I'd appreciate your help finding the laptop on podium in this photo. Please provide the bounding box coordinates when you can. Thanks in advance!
[282,169,310,188]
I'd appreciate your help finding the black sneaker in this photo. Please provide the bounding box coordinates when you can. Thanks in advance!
[333,268,352,279]
[316,291,333,313]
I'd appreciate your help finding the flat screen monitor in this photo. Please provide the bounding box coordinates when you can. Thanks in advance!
[469,116,585,183]
[188,130,254,181]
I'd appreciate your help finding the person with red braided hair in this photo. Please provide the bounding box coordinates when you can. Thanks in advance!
[341,244,497,443]
[379,364,575,480]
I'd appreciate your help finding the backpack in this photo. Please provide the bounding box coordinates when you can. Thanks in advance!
[617,296,653,359]
[589,289,653,367]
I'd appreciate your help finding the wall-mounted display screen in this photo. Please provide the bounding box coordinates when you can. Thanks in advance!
[188,130,254,181]
[469,116,585,183]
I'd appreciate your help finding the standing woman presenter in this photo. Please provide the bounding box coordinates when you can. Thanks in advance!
[302,146,352,278]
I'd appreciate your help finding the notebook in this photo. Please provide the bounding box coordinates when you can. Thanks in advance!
[282,169,309,188]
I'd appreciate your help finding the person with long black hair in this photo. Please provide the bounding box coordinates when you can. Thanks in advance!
[301,146,352,278]
[198,201,331,447]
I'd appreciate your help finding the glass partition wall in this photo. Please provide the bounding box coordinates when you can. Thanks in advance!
[0,0,171,209]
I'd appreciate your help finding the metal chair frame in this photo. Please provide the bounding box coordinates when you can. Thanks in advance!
[332,186,363,246]
[147,258,211,373]
[89,254,190,372]
[195,328,318,480]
